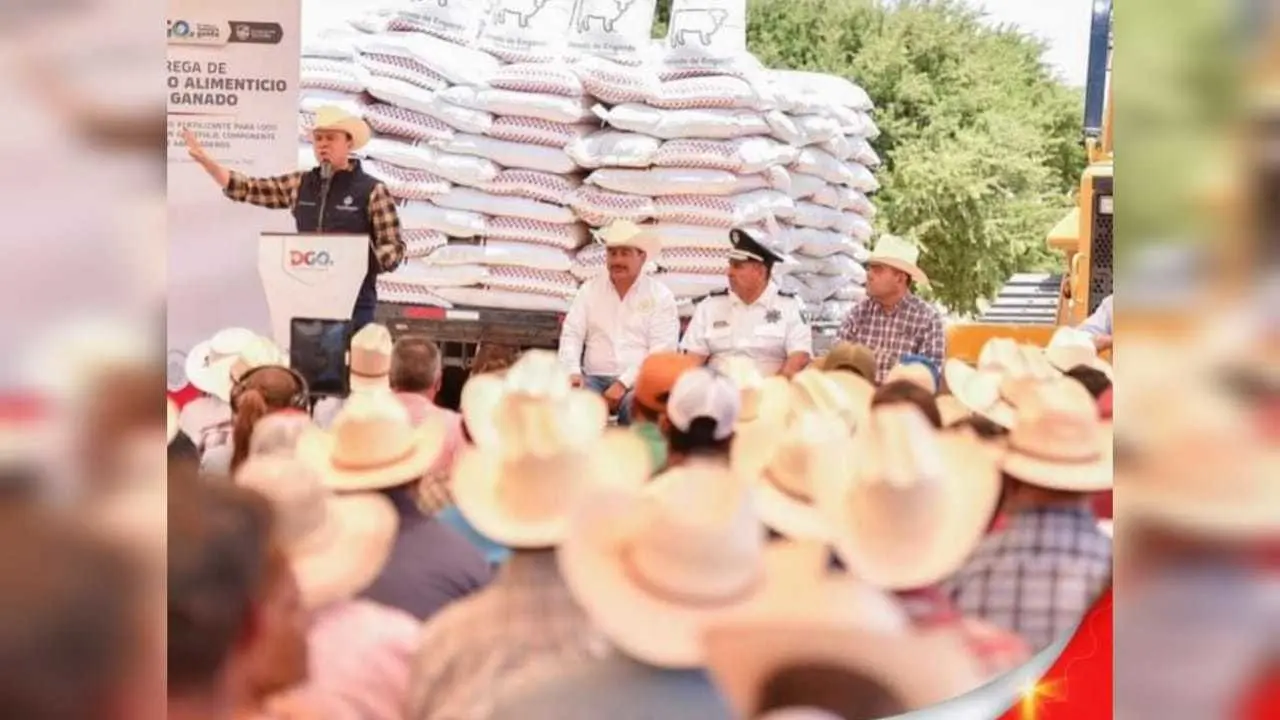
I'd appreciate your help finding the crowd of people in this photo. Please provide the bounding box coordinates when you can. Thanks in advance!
[158,283,1117,719]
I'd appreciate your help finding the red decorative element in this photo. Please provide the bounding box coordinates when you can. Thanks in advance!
[997,588,1112,719]
[167,383,202,409]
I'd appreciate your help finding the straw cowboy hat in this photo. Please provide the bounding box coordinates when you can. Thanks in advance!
[349,323,393,393]
[591,219,661,260]
[733,371,863,540]
[811,342,876,383]
[1044,326,1113,377]
[884,361,937,394]
[1002,379,1113,493]
[865,235,928,286]
[558,467,837,668]
[704,618,984,719]
[943,338,1060,428]
[1117,381,1280,538]
[192,333,287,404]
[312,105,371,150]
[236,454,397,609]
[460,349,608,450]
[453,349,650,548]
[184,327,259,399]
[816,405,1001,590]
[296,390,449,492]
[715,355,790,430]
[936,394,971,426]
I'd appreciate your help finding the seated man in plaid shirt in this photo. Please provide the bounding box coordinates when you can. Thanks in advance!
[837,235,945,383]
[182,106,405,333]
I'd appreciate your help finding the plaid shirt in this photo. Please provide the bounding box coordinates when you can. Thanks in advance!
[942,506,1112,652]
[406,551,607,720]
[896,587,1031,680]
[837,294,945,383]
[225,163,405,273]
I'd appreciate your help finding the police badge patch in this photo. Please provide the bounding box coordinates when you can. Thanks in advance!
[764,309,781,323]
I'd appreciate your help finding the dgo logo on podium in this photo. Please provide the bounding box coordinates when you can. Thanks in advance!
[290,250,333,268]
[281,239,338,286]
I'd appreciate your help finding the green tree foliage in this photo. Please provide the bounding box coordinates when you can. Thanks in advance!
[654,0,1087,313]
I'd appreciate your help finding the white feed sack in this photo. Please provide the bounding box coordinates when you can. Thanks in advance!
[568,0,659,64]
[661,0,748,75]
[478,0,577,63]
[390,0,490,46]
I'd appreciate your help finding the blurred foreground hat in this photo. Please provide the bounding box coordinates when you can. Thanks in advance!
[1002,379,1113,492]
[454,350,648,548]
[237,455,396,609]
[943,338,1058,428]
[559,467,839,668]
[296,391,448,492]
[667,366,742,441]
[633,352,702,416]
[817,405,1001,590]
[813,342,876,384]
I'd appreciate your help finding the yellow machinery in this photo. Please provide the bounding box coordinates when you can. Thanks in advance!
[945,3,1113,363]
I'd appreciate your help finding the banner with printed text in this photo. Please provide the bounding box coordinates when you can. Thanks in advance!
[166,0,300,393]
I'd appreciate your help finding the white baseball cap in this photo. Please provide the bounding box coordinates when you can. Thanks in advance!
[666,367,742,441]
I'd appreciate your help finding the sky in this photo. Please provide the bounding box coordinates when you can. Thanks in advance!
[966,0,1098,87]
[301,0,1100,88]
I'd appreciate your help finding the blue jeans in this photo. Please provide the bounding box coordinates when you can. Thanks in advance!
[584,374,633,426]
[351,281,377,335]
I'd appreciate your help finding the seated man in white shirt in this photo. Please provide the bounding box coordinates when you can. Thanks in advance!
[558,220,680,425]
[1078,293,1113,351]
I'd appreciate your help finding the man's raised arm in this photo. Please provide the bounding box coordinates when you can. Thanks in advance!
[183,127,300,210]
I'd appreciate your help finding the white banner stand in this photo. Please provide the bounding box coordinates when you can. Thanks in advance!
[258,232,367,353]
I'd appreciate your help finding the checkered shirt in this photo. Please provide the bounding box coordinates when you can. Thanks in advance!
[836,294,945,383]
[942,506,1112,652]
[224,163,405,273]
[406,551,608,720]
[896,587,1031,679]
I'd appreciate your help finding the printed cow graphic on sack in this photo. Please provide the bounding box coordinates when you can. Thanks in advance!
[668,7,729,46]
[574,0,639,33]
[492,0,553,27]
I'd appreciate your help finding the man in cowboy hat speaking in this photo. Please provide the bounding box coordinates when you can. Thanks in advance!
[558,220,680,424]
[836,235,945,383]
[681,228,812,378]
[182,106,405,333]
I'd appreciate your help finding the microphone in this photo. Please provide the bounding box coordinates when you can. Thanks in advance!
[319,161,334,180]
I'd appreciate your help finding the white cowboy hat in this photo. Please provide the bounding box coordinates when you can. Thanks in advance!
[733,371,862,540]
[816,405,1002,590]
[936,394,971,426]
[349,323,393,393]
[1002,379,1113,492]
[236,454,397,610]
[312,105,372,150]
[1045,326,1113,377]
[734,411,851,541]
[884,361,937,394]
[865,235,928,286]
[1119,382,1280,538]
[460,349,608,450]
[943,338,1059,428]
[184,327,259,399]
[296,390,449,492]
[591,219,661,260]
[166,398,179,444]
[704,619,984,719]
[560,469,840,668]
[452,354,650,548]
[714,355,790,430]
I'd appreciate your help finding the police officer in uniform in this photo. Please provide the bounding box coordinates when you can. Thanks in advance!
[183,106,405,332]
[680,228,812,377]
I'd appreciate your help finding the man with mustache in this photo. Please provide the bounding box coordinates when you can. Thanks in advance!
[558,220,680,425]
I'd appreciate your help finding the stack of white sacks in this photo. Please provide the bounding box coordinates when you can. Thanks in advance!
[300,2,599,313]
[295,0,881,321]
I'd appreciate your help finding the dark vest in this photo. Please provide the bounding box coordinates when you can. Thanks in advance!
[292,159,380,288]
